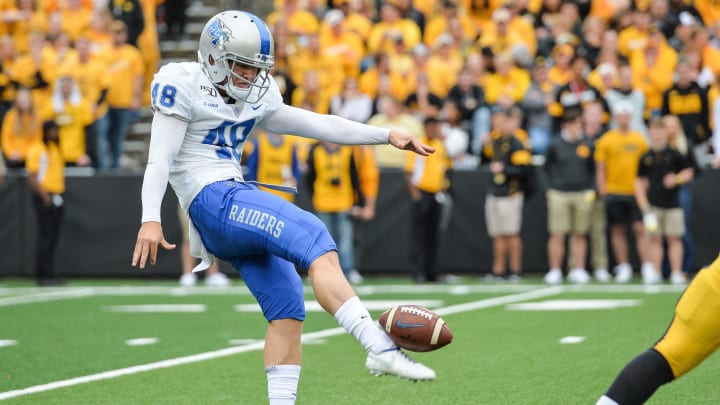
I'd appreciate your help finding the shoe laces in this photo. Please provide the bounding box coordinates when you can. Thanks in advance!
[394,349,417,364]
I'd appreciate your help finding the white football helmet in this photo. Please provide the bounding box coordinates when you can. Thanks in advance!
[198,11,275,103]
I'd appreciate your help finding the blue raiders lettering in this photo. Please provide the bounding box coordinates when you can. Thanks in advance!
[228,204,285,238]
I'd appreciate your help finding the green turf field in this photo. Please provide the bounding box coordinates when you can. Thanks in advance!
[1,278,719,404]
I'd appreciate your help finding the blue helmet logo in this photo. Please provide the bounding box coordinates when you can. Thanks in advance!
[206,19,230,47]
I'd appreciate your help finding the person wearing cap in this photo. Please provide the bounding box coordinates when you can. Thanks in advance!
[630,21,677,120]
[595,100,652,284]
[482,106,531,281]
[669,11,699,52]
[476,7,528,57]
[426,33,462,98]
[542,111,595,285]
[547,43,575,88]
[404,116,451,283]
[484,52,531,108]
[587,62,619,96]
[319,9,365,80]
[26,120,65,286]
[634,117,693,285]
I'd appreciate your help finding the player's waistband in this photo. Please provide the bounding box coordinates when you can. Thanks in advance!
[216,178,298,195]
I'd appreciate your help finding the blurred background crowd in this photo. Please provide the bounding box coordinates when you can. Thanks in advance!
[2,0,720,286]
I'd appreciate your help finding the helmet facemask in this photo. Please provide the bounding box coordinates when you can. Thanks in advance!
[219,54,272,104]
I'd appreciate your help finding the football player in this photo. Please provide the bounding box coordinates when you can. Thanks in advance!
[131,11,436,405]
[597,254,720,405]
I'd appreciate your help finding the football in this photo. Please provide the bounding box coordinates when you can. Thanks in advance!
[378,305,453,352]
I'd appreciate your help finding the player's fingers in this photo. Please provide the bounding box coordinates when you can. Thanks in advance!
[131,239,142,267]
[421,143,435,154]
[139,242,150,269]
[160,239,177,251]
[413,140,435,155]
[149,241,158,265]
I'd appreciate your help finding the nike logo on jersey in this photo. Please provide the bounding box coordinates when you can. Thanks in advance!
[252,104,262,110]
[395,320,427,329]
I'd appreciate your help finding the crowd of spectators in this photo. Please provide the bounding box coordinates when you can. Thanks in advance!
[262,0,720,282]
[0,0,160,171]
[5,0,720,282]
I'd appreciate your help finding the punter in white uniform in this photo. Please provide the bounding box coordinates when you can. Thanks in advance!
[131,10,436,404]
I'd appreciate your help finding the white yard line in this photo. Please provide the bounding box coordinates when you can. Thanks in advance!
[0,287,561,400]
[0,283,687,308]
[104,304,208,313]
[0,288,95,307]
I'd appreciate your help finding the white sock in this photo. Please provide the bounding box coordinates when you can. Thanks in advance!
[550,268,560,273]
[595,395,619,405]
[266,365,300,405]
[334,296,395,353]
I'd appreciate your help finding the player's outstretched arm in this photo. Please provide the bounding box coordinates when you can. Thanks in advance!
[262,105,433,156]
[388,130,435,156]
[132,112,186,268]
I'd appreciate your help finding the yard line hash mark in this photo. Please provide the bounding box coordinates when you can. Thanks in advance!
[0,287,561,400]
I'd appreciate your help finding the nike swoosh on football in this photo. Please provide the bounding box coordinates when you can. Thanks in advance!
[395,320,427,329]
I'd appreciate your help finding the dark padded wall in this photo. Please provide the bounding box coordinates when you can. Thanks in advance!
[1,169,719,277]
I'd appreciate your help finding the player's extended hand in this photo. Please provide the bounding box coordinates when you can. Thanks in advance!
[132,221,176,269]
[388,130,435,156]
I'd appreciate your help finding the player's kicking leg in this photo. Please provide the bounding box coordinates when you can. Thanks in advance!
[597,254,720,405]
[309,251,436,381]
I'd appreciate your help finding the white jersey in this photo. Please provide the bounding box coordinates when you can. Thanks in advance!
[151,61,283,211]
[143,61,390,271]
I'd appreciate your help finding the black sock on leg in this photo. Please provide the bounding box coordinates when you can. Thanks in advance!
[605,348,675,405]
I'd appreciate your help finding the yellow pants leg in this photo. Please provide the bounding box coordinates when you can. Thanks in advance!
[655,254,720,378]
